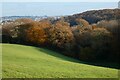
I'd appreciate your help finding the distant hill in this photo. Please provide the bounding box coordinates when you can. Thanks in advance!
[63,9,120,26]
[1,9,119,25]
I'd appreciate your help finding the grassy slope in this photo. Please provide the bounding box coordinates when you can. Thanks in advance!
[2,44,118,78]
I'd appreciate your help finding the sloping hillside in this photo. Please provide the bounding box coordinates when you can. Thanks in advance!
[2,44,118,78]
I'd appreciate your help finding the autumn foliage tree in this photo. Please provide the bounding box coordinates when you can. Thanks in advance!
[72,24,112,61]
[46,20,76,57]
[1,18,35,43]
[15,18,34,24]
[23,21,51,46]
[75,18,89,27]
[25,26,47,45]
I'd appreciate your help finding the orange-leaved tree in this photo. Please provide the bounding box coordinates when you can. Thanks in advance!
[46,20,76,57]
[25,21,51,45]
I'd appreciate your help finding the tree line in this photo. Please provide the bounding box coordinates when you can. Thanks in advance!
[1,9,120,63]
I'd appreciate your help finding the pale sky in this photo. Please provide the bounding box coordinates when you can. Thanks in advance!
[0,0,119,2]
[0,2,119,17]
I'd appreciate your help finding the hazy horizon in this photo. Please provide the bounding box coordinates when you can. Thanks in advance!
[1,2,118,17]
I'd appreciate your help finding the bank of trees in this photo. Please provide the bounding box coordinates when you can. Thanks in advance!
[1,18,119,62]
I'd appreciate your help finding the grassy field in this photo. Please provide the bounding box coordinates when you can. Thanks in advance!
[2,43,119,78]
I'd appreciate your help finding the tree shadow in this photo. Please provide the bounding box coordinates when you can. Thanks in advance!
[34,46,119,69]
[34,46,81,63]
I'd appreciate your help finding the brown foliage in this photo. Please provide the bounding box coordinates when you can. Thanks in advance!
[72,25,92,47]
[76,19,89,27]
[15,18,34,24]
[72,25,113,61]
[2,18,35,39]
[91,28,112,49]
[46,20,76,53]
[91,24,97,30]
[26,26,47,45]
[24,21,51,45]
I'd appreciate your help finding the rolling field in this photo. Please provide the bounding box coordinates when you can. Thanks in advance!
[2,44,119,78]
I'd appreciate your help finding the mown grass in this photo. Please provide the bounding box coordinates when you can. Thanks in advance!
[2,43,119,78]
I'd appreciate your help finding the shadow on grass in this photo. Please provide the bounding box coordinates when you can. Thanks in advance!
[34,46,119,69]
[34,47,81,63]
